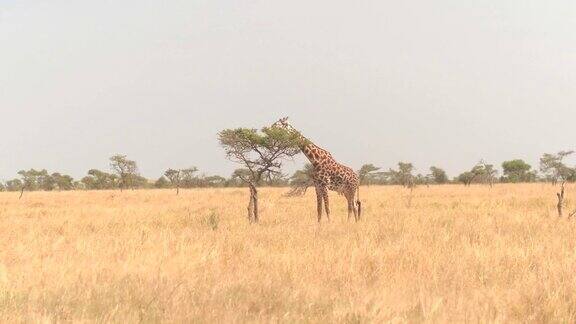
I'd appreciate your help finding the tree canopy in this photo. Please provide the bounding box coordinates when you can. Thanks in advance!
[219,127,300,184]
[429,166,448,184]
[501,159,535,183]
[358,164,381,185]
[110,154,139,191]
[540,151,575,184]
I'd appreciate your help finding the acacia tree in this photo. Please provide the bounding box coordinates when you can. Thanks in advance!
[358,164,380,186]
[501,159,535,183]
[540,151,575,184]
[17,170,32,199]
[385,162,415,187]
[219,127,300,223]
[164,168,183,194]
[180,167,199,188]
[16,169,50,198]
[286,163,315,196]
[457,161,498,187]
[155,176,170,188]
[202,175,227,187]
[51,172,74,190]
[82,169,118,190]
[429,166,448,184]
[5,179,23,192]
[109,154,139,191]
[263,172,289,187]
[477,161,498,187]
[230,168,251,187]
[457,171,475,186]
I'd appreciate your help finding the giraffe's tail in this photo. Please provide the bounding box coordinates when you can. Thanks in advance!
[356,185,362,220]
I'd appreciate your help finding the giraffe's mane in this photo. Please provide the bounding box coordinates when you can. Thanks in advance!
[279,121,332,158]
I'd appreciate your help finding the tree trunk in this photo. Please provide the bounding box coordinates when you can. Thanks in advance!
[247,183,258,223]
[557,182,565,217]
[247,195,253,221]
[19,187,24,199]
[253,186,259,222]
[176,186,179,195]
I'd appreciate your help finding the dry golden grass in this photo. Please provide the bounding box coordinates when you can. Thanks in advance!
[1,184,576,322]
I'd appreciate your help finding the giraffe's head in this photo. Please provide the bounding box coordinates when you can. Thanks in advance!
[271,117,310,147]
[271,117,293,130]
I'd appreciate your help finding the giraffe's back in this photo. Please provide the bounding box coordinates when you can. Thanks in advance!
[315,160,359,195]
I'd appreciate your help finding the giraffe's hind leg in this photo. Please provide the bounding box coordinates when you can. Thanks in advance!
[322,188,331,221]
[346,190,357,221]
[347,198,353,220]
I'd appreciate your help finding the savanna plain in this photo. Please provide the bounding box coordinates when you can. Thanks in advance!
[1,184,576,323]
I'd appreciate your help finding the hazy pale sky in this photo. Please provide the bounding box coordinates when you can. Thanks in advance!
[1,0,575,180]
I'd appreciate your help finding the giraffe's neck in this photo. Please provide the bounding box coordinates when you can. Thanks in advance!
[291,129,330,166]
[302,144,324,167]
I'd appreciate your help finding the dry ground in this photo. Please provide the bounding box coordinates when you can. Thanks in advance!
[1,184,576,323]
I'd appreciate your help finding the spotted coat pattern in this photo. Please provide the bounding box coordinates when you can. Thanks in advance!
[272,118,361,222]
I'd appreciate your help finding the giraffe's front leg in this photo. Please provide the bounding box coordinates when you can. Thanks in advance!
[315,184,324,222]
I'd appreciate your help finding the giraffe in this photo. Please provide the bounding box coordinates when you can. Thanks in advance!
[271,117,361,222]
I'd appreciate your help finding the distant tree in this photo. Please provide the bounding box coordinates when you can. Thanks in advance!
[41,172,56,191]
[17,169,51,198]
[501,159,535,183]
[130,174,150,188]
[82,169,118,190]
[180,167,199,188]
[399,162,415,187]
[468,162,496,186]
[429,166,448,184]
[540,151,575,184]
[109,154,139,191]
[263,172,289,187]
[16,170,32,198]
[414,173,428,186]
[0,182,5,192]
[457,161,498,186]
[219,127,300,222]
[73,181,86,190]
[369,171,392,185]
[164,169,183,194]
[358,164,380,186]
[51,172,74,190]
[386,162,415,187]
[154,176,170,189]
[286,163,315,196]
[5,179,23,192]
[423,173,435,186]
[457,171,475,186]
[479,162,498,187]
[203,175,227,187]
[80,176,95,190]
[230,168,251,187]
